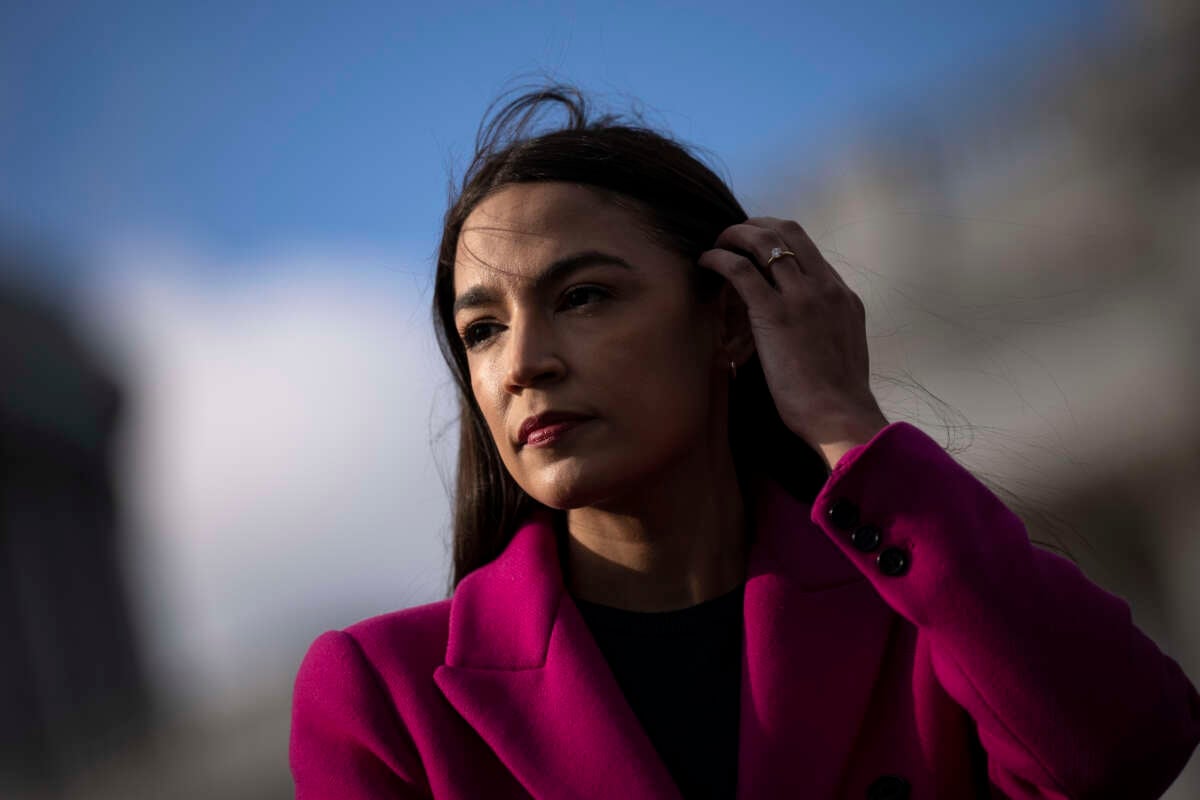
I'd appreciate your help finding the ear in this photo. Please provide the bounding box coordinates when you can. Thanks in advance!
[715,280,756,368]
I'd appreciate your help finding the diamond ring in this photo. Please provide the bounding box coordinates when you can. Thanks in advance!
[765,247,797,267]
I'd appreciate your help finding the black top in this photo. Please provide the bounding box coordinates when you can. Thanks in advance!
[572,583,745,800]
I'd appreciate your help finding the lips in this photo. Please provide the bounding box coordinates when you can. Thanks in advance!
[517,411,593,445]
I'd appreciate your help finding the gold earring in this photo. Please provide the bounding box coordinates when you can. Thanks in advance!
[729,360,737,380]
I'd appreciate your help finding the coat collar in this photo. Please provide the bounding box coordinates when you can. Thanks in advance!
[433,478,896,799]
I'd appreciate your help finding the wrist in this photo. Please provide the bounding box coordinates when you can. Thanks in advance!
[802,409,890,471]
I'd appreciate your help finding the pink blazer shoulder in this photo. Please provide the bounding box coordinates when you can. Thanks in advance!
[291,422,1200,799]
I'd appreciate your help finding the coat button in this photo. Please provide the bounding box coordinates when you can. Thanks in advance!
[827,498,859,530]
[850,524,882,552]
[867,774,910,799]
[876,547,909,576]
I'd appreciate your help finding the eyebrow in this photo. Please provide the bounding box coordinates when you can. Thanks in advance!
[452,250,634,316]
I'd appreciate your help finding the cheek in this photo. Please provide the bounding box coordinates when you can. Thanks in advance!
[603,312,715,426]
[470,370,507,441]
[469,364,531,483]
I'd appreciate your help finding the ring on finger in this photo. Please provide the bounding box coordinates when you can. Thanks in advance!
[765,246,797,268]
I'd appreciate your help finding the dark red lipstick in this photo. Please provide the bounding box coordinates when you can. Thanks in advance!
[517,411,593,447]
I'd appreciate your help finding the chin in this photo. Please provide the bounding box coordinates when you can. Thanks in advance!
[519,461,623,511]
[517,437,688,510]
[525,478,606,511]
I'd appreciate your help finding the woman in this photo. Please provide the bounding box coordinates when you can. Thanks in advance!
[290,86,1200,799]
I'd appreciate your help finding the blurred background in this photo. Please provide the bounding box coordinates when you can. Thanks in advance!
[2,0,1198,796]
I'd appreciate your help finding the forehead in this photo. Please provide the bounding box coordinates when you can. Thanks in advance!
[454,182,652,286]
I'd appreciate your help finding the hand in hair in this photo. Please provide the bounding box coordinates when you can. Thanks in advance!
[698,217,888,469]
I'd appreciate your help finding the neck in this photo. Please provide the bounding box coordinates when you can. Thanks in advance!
[560,443,749,613]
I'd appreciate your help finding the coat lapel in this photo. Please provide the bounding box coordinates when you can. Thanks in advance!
[433,509,682,800]
[736,479,896,798]
[434,479,895,800]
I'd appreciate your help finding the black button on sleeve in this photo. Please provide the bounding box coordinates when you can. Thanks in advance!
[866,774,911,799]
[827,498,859,530]
[850,525,882,552]
[876,547,910,577]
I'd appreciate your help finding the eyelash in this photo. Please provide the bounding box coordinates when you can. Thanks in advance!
[459,285,610,350]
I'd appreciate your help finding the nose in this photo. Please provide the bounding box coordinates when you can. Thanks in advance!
[502,314,564,393]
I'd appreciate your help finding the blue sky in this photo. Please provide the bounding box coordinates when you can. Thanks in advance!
[3,1,1118,274]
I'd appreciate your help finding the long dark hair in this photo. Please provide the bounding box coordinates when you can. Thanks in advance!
[432,84,831,593]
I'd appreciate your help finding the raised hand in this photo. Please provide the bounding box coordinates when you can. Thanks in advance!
[697,217,888,468]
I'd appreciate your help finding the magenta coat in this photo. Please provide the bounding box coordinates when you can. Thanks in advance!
[290,422,1200,798]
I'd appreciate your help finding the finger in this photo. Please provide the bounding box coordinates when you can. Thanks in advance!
[745,216,849,290]
[712,222,805,291]
[696,248,781,314]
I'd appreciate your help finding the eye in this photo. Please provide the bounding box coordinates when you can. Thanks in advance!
[461,321,501,349]
[560,285,609,310]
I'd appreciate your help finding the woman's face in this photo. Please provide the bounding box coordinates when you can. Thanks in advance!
[453,182,729,509]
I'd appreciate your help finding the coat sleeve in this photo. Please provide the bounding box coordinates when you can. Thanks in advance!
[290,629,430,799]
[810,421,1200,799]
